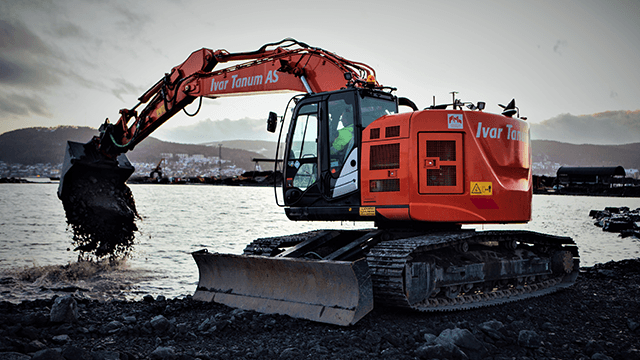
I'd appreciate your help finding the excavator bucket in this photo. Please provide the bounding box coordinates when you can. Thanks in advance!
[58,140,134,200]
[192,251,374,326]
[57,140,139,259]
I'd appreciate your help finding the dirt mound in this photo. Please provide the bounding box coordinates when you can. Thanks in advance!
[60,173,139,260]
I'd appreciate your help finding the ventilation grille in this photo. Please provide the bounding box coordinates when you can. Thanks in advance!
[370,179,400,192]
[370,143,400,170]
[385,126,400,138]
[427,140,456,161]
[427,166,457,186]
[370,128,380,139]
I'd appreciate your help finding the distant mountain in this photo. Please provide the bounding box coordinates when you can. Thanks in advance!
[532,140,640,171]
[0,126,99,164]
[1,127,638,177]
[0,127,265,172]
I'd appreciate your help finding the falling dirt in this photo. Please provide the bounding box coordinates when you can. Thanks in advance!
[60,172,140,261]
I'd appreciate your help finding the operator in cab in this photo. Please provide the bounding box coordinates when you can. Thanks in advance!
[329,99,355,175]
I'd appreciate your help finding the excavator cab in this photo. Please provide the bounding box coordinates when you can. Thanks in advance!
[282,88,397,219]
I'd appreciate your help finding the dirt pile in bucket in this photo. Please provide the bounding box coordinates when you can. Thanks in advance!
[60,173,139,261]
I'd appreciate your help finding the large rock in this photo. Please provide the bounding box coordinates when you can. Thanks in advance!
[31,349,65,360]
[437,328,485,351]
[149,346,176,360]
[518,330,542,348]
[416,342,469,360]
[0,353,31,360]
[479,320,505,340]
[50,296,79,323]
[62,345,90,360]
[150,315,171,333]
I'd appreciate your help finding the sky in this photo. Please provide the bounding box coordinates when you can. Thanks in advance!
[1,0,639,145]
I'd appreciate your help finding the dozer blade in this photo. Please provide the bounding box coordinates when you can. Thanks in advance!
[58,140,134,199]
[192,251,374,326]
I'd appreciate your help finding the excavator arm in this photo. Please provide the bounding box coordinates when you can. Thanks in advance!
[99,38,378,158]
[58,38,379,199]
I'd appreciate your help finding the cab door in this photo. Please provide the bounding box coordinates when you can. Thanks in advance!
[284,102,319,203]
[326,92,358,198]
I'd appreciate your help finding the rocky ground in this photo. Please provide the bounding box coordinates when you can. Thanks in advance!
[0,259,639,360]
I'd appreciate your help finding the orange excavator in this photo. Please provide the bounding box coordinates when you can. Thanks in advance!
[58,39,578,326]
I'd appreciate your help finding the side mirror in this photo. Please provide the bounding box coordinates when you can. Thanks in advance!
[267,111,278,133]
[477,102,486,111]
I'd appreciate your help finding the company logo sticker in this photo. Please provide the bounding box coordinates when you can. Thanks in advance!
[448,114,463,129]
[470,182,492,195]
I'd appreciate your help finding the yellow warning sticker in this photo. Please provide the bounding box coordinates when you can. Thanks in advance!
[359,207,376,216]
[156,103,166,118]
[470,182,492,196]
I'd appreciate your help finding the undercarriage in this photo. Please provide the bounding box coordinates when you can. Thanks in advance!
[242,228,579,312]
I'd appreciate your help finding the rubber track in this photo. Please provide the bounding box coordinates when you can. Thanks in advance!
[366,230,579,312]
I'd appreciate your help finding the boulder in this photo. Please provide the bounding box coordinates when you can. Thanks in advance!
[479,320,505,340]
[31,349,65,360]
[62,345,90,360]
[50,296,78,323]
[437,328,485,351]
[0,353,31,360]
[518,330,542,348]
[416,342,469,360]
[150,315,171,333]
[149,346,176,360]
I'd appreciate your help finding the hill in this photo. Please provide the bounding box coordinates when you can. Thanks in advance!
[0,127,266,177]
[0,126,100,165]
[531,140,640,176]
[1,127,639,177]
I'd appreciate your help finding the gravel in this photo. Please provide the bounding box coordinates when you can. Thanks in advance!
[0,259,638,360]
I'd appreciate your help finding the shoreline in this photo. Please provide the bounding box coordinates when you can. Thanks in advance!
[1,258,638,360]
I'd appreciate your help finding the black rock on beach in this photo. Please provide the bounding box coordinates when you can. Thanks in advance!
[1,259,639,360]
[590,207,640,239]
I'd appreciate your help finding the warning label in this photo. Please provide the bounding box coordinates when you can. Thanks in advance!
[470,182,492,196]
[359,207,376,216]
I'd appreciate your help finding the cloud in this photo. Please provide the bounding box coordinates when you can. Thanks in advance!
[153,118,279,144]
[0,18,59,88]
[111,78,147,101]
[52,20,86,39]
[530,110,640,145]
[0,90,52,118]
[553,39,568,55]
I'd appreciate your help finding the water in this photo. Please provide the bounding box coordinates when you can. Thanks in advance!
[0,183,638,302]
